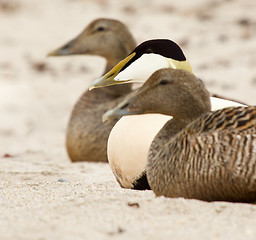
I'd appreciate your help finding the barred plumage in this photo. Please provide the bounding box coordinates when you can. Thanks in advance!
[146,84,256,202]
[104,68,255,202]
[148,109,256,202]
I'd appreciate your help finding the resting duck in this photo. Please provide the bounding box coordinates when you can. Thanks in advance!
[48,18,136,162]
[104,68,256,202]
[91,39,246,189]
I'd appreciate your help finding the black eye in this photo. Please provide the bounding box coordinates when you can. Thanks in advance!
[160,80,168,85]
[97,26,105,31]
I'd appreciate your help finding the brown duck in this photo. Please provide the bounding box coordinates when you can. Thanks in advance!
[104,68,256,202]
[48,18,136,162]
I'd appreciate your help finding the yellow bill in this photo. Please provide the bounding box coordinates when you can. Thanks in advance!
[89,52,136,90]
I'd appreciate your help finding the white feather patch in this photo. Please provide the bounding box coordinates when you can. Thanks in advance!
[210,97,246,111]
[114,54,169,83]
[107,114,171,188]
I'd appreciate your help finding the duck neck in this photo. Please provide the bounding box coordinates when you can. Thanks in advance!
[150,117,189,157]
[105,58,121,73]
[104,50,130,72]
[160,118,190,141]
[88,83,132,100]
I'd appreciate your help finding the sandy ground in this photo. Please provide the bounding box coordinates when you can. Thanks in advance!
[1,0,256,239]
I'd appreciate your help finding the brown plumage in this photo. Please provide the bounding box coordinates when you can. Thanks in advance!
[149,106,256,202]
[105,68,256,202]
[48,18,136,162]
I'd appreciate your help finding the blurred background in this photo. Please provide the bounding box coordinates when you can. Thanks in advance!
[0,0,256,155]
[1,1,256,239]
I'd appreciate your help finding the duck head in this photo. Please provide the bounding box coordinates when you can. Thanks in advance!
[103,68,211,122]
[47,18,136,64]
[90,39,193,89]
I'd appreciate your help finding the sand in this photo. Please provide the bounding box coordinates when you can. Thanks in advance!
[0,0,256,239]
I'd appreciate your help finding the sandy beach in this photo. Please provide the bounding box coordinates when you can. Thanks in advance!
[1,0,256,239]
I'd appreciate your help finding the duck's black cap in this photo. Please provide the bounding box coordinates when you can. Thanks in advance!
[122,39,187,71]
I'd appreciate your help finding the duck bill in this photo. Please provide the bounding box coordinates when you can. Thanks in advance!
[89,52,136,90]
[47,39,76,57]
[102,91,143,122]
[102,108,132,122]
[102,107,143,122]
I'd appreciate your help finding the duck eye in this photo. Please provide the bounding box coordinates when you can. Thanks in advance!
[97,26,105,31]
[160,80,168,85]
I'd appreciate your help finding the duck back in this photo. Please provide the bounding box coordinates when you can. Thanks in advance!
[148,106,256,202]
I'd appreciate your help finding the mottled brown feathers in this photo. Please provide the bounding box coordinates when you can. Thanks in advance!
[187,106,256,134]
[148,105,256,202]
